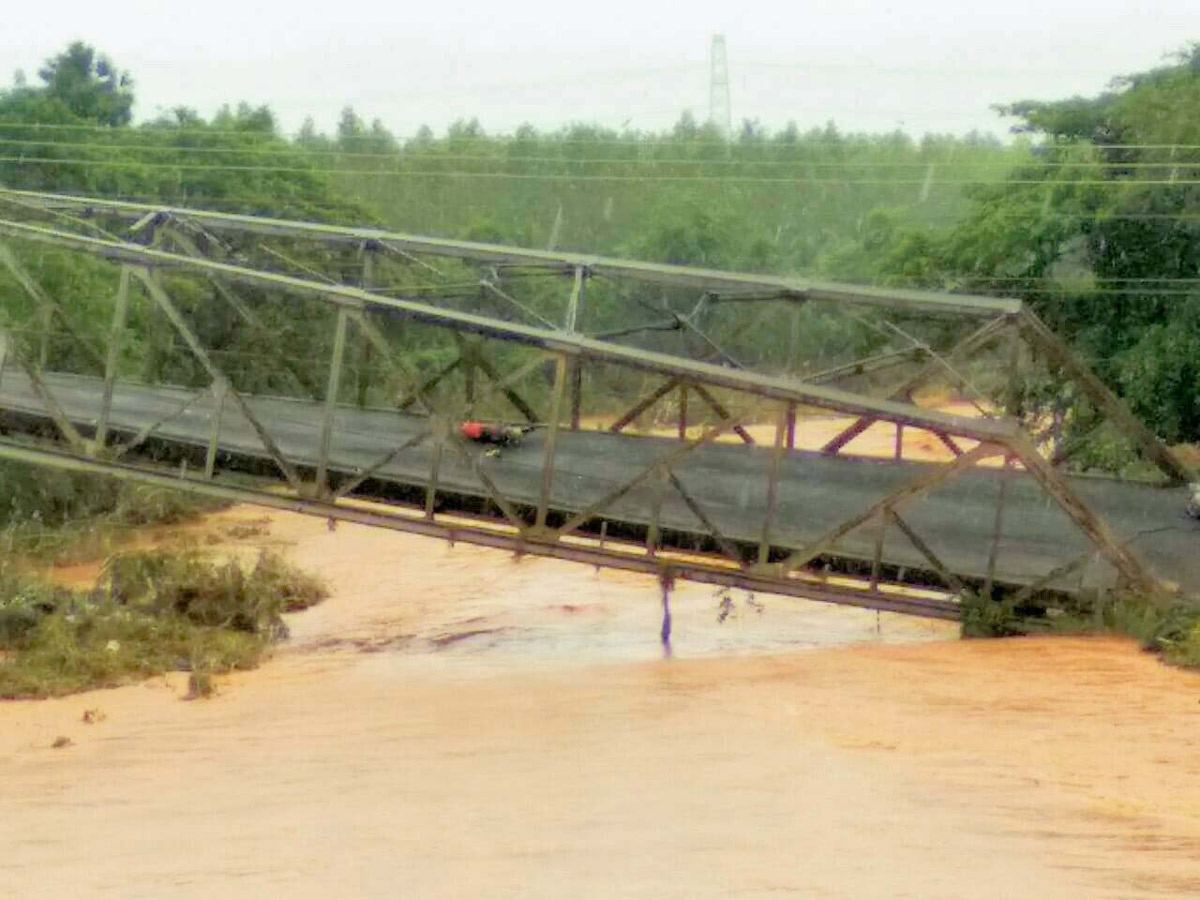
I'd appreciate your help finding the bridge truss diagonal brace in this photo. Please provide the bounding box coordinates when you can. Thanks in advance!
[820,315,1012,456]
[349,309,528,529]
[1018,309,1193,485]
[0,217,1019,448]
[552,417,740,541]
[129,267,305,491]
[167,228,320,400]
[1011,433,1162,598]
[0,440,963,620]
[0,326,89,454]
[451,334,540,424]
[767,441,1008,579]
[0,241,106,373]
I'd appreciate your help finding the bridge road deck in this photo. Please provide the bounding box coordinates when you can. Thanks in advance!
[2,372,1197,597]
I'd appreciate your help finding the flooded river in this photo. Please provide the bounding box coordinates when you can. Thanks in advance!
[1,508,1197,898]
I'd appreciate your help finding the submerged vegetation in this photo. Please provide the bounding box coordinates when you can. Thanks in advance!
[0,548,327,698]
[961,587,1200,670]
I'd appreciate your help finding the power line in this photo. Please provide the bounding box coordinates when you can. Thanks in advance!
[8,137,1200,171]
[13,119,1200,151]
[11,155,1200,186]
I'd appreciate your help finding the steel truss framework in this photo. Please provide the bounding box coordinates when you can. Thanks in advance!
[0,188,1193,621]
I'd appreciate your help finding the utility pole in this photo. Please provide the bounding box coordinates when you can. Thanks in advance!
[708,34,732,139]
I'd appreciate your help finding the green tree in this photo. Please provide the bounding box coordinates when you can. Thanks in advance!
[37,41,133,127]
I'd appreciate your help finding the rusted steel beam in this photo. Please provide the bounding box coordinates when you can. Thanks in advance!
[759,407,788,565]
[204,378,227,481]
[0,326,88,454]
[480,279,556,330]
[1019,309,1192,484]
[555,418,739,539]
[666,471,744,566]
[610,378,679,433]
[424,437,443,520]
[1,188,1019,318]
[983,455,1014,598]
[870,509,887,590]
[169,229,320,398]
[887,508,965,595]
[346,310,433,417]
[0,241,105,372]
[333,430,431,502]
[462,354,548,421]
[772,442,1006,577]
[111,389,207,460]
[566,266,586,431]
[445,436,527,530]
[131,267,304,491]
[691,383,755,445]
[315,308,349,496]
[932,430,964,458]
[536,353,568,529]
[0,439,962,620]
[820,316,1011,454]
[95,266,131,450]
[0,219,1019,444]
[1011,432,1163,597]
[802,347,926,386]
[1009,550,1096,607]
[466,346,539,423]
[396,357,460,413]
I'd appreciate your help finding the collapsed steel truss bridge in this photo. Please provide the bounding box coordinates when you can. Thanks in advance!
[0,188,1195,620]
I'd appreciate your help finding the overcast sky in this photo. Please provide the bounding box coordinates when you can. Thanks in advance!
[3,1,1196,139]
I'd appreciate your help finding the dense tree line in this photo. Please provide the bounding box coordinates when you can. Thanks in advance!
[0,41,1197,454]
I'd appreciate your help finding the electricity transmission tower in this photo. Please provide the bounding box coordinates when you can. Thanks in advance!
[709,34,732,138]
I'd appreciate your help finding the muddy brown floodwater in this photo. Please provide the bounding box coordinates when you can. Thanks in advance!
[2,507,1199,899]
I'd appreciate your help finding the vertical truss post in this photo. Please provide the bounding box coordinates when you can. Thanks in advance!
[758,405,788,565]
[1005,315,1021,417]
[565,266,586,430]
[983,455,1013,598]
[894,424,904,461]
[37,304,51,369]
[677,384,689,440]
[870,508,888,590]
[356,245,375,408]
[646,467,666,557]
[95,266,131,452]
[425,436,443,520]
[785,402,797,450]
[535,352,569,530]
[0,332,7,384]
[315,308,349,497]
[204,378,228,481]
[463,345,477,408]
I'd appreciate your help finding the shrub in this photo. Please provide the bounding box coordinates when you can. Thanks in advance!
[0,549,327,699]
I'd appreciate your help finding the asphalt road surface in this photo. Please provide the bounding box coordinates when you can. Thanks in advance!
[1,371,1196,595]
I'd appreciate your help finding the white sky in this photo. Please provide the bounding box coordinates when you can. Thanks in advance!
[3,1,1196,139]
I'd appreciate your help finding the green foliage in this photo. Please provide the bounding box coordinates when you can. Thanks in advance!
[0,549,327,698]
[0,459,227,565]
[959,590,1025,638]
